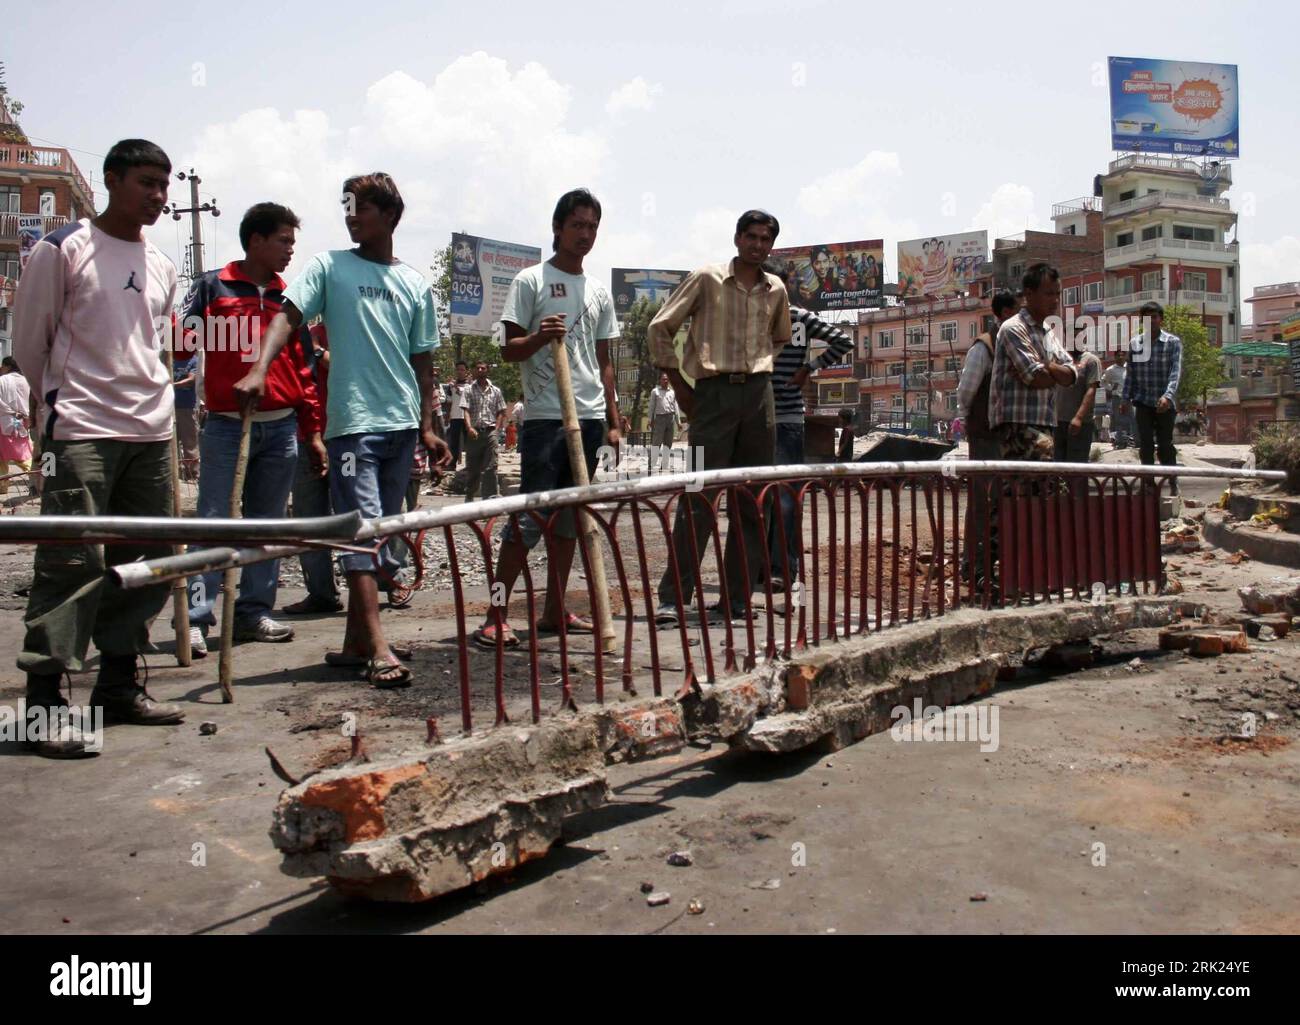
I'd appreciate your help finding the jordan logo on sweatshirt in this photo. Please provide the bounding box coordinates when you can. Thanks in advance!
[124,271,143,293]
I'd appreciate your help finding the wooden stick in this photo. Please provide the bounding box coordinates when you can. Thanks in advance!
[217,410,252,702]
[549,337,617,653]
[163,343,191,667]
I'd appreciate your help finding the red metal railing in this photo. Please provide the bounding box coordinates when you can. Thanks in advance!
[87,460,1217,734]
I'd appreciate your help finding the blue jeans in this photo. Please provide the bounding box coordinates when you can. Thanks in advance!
[292,448,338,601]
[189,414,298,629]
[327,429,418,576]
[767,422,804,582]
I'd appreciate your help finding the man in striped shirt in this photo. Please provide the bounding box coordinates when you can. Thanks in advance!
[649,210,793,626]
[766,297,854,586]
[462,360,507,501]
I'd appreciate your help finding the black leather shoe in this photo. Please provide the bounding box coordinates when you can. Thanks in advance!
[91,656,185,726]
[89,686,186,726]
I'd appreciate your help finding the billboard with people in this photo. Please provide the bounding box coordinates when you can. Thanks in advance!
[1108,56,1240,157]
[766,240,884,312]
[897,231,988,297]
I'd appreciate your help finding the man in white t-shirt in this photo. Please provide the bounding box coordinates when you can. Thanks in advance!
[473,189,621,648]
[648,371,679,449]
[445,359,469,467]
[13,138,187,757]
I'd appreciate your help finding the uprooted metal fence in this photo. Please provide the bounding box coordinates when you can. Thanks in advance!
[0,460,1283,733]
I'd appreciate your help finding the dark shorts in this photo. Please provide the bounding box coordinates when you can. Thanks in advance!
[503,418,605,548]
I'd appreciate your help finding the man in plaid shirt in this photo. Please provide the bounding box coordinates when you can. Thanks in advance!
[988,263,1077,461]
[462,360,506,501]
[1123,301,1182,481]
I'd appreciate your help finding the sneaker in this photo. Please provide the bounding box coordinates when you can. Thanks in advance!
[188,627,208,659]
[233,618,295,643]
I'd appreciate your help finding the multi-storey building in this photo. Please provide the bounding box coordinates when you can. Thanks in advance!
[1205,281,1300,442]
[853,289,991,432]
[991,203,1105,327]
[1098,153,1239,348]
[0,101,96,358]
[1243,281,1300,343]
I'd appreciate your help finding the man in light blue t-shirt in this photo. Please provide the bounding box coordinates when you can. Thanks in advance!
[235,172,449,689]
[472,188,622,650]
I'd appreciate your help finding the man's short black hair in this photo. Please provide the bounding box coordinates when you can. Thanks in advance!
[455,360,468,369]
[1022,263,1060,293]
[239,202,301,251]
[838,407,854,423]
[1140,301,1164,319]
[343,172,404,229]
[736,209,780,240]
[103,139,172,180]
[551,188,602,252]
[1,356,18,371]
[991,290,1019,317]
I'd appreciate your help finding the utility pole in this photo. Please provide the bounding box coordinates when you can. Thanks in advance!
[165,170,220,275]
[159,170,219,668]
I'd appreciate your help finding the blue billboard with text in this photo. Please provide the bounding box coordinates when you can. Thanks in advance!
[1109,56,1239,157]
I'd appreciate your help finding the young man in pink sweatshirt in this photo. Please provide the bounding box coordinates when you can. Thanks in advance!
[13,138,187,759]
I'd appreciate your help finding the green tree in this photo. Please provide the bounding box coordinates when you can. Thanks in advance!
[1162,303,1225,408]
[619,296,664,431]
[428,243,522,401]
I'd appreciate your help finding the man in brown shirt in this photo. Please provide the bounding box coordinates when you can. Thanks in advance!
[649,210,793,627]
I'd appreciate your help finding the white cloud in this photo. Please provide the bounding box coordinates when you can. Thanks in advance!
[162,52,612,283]
[796,151,902,220]
[605,77,663,117]
[1240,235,1300,324]
[969,183,1042,243]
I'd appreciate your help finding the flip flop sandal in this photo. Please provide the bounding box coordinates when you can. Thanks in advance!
[367,658,411,689]
[325,647,413,667]
[537,614,595,635]
[473,624,519,649]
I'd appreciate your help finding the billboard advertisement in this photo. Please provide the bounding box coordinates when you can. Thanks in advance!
[1108,56,1240,157]
[449,232,541,336]
[611,268,689,318]
[897,231,988,298]
[766,239,884,311]
[18,215,45,271]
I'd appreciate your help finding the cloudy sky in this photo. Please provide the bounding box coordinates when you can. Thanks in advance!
[7,0,1296,322]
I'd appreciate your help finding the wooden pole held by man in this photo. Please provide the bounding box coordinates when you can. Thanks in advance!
[549,337,617,653]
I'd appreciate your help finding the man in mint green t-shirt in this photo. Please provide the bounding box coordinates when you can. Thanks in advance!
[235,172,449,688]
[472,188,622,650]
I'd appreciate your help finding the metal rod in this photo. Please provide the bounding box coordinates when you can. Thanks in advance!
[0,510,363,543]
[105,461,1284,591]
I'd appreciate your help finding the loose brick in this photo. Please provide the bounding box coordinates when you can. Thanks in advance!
[786,664,815,711]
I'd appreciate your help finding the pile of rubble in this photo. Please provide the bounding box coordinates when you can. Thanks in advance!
[1159,576,1300,655]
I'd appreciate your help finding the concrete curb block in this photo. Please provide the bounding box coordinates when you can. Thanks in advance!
[1204,509,1300,569]
[271,596,1182,902]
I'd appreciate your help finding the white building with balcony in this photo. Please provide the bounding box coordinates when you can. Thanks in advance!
[1100,153,1240,347]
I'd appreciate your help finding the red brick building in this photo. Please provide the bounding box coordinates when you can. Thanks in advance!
[0,101,96,357]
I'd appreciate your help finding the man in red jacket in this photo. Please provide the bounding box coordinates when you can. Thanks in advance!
[182,202,325,654]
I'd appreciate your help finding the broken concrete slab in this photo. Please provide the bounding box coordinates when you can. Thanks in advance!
[271,596,1183,902]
